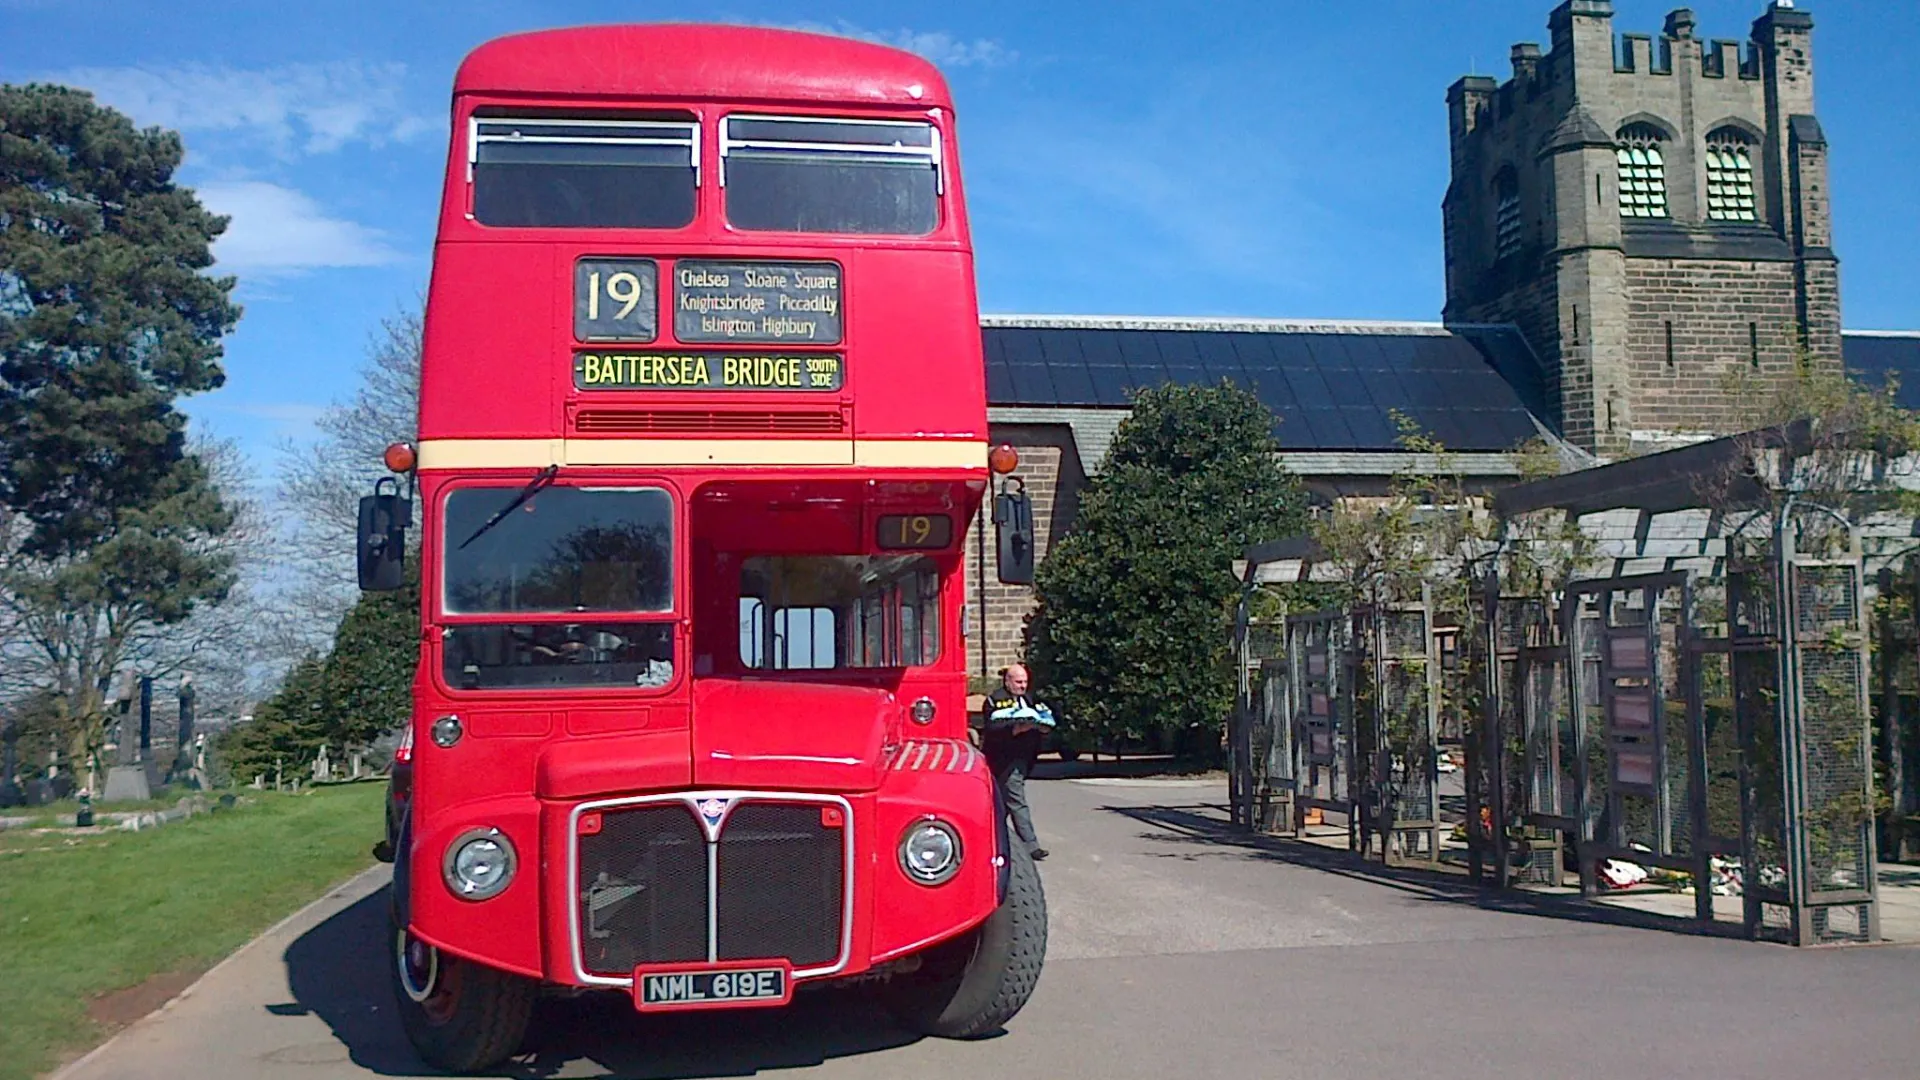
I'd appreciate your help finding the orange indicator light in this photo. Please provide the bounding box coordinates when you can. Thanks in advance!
[383,441,417,473]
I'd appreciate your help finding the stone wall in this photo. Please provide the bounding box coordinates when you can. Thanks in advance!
[960,425,1084,677]
[1621,257,1815,439]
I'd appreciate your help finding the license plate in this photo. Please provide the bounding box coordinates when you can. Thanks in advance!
[634,962,792,1012]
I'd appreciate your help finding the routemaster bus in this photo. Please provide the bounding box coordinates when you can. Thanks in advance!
[354,23,1043,1073]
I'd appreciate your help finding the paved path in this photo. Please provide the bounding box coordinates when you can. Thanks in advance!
[57,777,1920,1079]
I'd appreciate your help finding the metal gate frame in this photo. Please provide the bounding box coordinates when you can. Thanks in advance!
[1288,609,1357,848]
[1351,598,1442,867]
[1560,572,1725,922]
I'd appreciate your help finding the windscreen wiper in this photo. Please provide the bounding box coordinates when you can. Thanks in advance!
[457,464,559,550]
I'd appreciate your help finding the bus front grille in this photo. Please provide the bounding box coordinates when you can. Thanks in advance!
[576,804,709,976]
[715,803,844,967]
[574,796,849,979]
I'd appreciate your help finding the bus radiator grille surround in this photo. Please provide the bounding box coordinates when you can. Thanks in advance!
[714,803,843,967]
[577,804,709,975]
[574,797,846,978]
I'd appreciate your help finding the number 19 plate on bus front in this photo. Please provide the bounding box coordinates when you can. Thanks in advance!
[633,960,792,1012]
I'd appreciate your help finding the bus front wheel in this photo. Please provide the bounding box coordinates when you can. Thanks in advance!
[882,840,1048,1038]
[391,928,535,1074]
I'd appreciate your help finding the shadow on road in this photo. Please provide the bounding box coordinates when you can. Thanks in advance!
[1029,755,1219,782]
[1103,801,1752,940]
[280,885,924,1079]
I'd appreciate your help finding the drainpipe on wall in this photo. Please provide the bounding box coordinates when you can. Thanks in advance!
[976,508,989,676]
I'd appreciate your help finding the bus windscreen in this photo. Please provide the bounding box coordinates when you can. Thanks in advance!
[443,486,673,615]
[472,118,697,228]
[723,115,938,235]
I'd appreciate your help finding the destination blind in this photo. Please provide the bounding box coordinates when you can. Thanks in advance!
[674,260,842,344]
[574,351,844,392]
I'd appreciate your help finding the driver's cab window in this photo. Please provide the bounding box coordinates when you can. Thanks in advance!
[739,555,940,670]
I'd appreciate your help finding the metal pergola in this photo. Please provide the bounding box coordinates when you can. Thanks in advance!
[1230,418,1891,944]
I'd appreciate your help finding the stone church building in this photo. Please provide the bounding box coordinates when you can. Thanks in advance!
[962,1,1920,676]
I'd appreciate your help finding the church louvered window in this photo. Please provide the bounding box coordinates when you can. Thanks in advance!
[1494,169,1523,259]
[1705,129,1758,222]
[1615,123,1669,219]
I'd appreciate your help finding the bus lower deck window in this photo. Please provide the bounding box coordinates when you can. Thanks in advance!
[722,115,939,235]
[445,623,675,690]
[739,554,942,669]
[471,117,697,228]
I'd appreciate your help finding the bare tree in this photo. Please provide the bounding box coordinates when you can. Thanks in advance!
[123,439,280,719]
[273,304,422,646]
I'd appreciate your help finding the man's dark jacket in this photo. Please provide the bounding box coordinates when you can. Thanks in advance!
[980,687,1046,769]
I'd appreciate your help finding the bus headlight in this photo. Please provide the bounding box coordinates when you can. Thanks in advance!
[430,714,463,748]
[910,697,936,725]
[443,828,516,900]
[898,818,961,885]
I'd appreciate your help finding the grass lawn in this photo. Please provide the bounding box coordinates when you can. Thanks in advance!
[0,782,384,1080]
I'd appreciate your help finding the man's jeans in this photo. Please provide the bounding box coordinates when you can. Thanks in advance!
[994,757,1039,849]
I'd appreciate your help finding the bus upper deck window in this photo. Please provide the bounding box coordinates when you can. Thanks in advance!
[471,117,698,228]
[722,115,939,236]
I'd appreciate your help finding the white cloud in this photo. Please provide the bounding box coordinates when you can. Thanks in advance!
[49,61,435,155]
[871,30,1014,69]
[197,181,404,274]
[219,403,330,427]
[760,21,1015,69]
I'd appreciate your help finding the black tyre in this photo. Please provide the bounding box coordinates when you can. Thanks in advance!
[391,927,536,1074]
[884,840,1047,1038]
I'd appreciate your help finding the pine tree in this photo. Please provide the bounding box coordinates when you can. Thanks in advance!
[1,85,242,772]
[0,84,238,555]
[320,578,420,750]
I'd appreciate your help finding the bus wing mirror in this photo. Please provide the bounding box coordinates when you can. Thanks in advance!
[993,483,1035,585]
[357,481,411,592]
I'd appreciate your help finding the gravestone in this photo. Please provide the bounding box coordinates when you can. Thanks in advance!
[138,675,153,758]
[170,679,197,785]
[0,717,22,809]
[102,680,153,802]
[188,733,208,791]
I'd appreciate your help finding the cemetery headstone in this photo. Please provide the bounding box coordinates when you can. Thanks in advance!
[0,717,22,809]
[103,674,153,801]
[171,679,196,782]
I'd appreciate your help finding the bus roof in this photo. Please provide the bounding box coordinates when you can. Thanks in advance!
[454,24,954,109]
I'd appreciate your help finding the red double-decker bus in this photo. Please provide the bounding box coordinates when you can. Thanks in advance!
[355,23,1044,1072]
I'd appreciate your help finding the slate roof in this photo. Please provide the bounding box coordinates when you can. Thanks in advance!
[981,316,1546,453]
[1842,332,1920,409]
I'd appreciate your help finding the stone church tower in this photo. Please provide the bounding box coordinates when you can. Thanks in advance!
[1443,1,1839,456]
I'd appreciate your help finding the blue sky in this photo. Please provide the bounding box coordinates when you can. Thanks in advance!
[5,0,1917,472]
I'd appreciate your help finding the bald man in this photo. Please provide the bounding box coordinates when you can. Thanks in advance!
[981,663,1049,860]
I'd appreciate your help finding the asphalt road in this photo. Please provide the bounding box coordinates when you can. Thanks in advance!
[57,775,1920,1080]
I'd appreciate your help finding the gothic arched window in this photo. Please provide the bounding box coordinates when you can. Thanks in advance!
[1615,122,1669,219]
[1705,128,1758,222]
[1494,168,1523,259]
